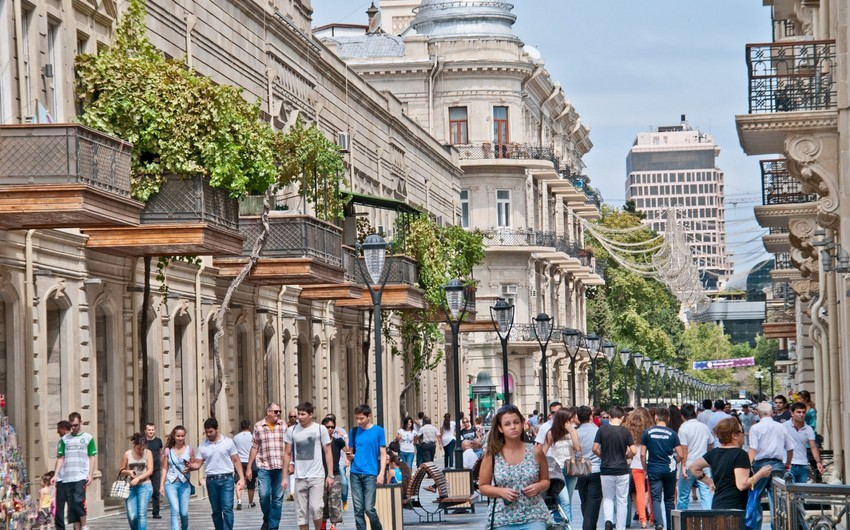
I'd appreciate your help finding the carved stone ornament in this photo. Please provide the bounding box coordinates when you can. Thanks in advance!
[788,217,817,259]
[791,279,819,302]
[790,249,815,278]
[785,134,840,228]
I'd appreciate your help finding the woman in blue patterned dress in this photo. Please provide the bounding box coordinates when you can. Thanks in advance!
[479,405,553,530]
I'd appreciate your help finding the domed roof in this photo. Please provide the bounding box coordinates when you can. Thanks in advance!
[411,0,520,42]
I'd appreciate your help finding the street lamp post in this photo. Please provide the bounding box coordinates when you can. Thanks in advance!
[643,357,653,405]
[562,329,583,406]
[619,348,631,406]
[490,299,515,405]
[633,352,643,407]
[603,341,615,408]
[442,279,470,470]
[755,370,764,401]
[769,367,775,398]
[356,234,392,428]
[586,333,601,408]
[534,313,554,412]
[652,361,662,404]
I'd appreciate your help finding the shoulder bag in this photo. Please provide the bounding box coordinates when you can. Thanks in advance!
[109,472,130,499]
[564,453,592,477]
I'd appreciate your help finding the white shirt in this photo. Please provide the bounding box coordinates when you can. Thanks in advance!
[197,435,238,476]
[697,410,713,425]
[397,429,416,454]
[285,423,331,479]
[784,421,815,465]
[678,419,713,467]
[440,421,456,445]
[749,417,793,461]
[463,448,478,470]
[233,431,253,463]
[535,420,555,457]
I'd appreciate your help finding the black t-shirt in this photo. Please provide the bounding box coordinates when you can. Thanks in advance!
[703,447,751,510]
[460,428,476,442]
[147,437,163,471]
[594,423,633,475]
[323,438,345,475]
[772,410,791,423]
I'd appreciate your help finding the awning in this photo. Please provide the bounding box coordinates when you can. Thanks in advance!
[343,190,421,215]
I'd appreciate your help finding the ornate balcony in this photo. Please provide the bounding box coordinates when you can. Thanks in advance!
[455,143,558,166]
[214,214,347,287]
[736,40,838,155]
[83,175,243,256]
[746,40,836,114]
[0,124,143,229]
[482,228,581,257]
[761,159,817,205]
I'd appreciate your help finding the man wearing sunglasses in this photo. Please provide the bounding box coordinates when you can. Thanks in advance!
[247,403,287,530]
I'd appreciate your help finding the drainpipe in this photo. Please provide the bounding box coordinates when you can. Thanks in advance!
[23,230,35,463]
[427,56,444,136]
[825,229,845,480]
[194,257,206,428]
[13,0,28,119]
[811,264,828,446]
[277,285,288,406]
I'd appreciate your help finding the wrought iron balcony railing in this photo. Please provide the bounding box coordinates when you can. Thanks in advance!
[775,252,793,270]
[141,175,239,231]
[746,39,836,114]
[761,159,817,205]
[511,324,564,343]
[769,226,790,235]
[342,246,418,287]
[239,215,343,267]
[482,228,581,257]
[0,124,132,195]
[455,143,558,168]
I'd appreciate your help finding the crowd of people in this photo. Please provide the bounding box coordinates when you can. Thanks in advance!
[482,392,823,530]
[42,392,821,530]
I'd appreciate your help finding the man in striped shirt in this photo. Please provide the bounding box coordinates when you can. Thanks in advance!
[247,403,287,530]
[51,412,96,530]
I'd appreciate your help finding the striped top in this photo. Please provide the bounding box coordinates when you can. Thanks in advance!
[57,432,97,483]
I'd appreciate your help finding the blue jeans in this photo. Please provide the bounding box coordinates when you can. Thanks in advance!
[557,475,577,522]
[751,459,785,530]
[351,473,382,530]
[125,482,153,530]
[677,468,713,510]
[648,471,677,530]
[257,468,284,530]
[206,473,235,530]
[164,480,190,530]
[400,451,415,470]
[341,462,349,503]
[789,464,809,484]
[443,440,456,468]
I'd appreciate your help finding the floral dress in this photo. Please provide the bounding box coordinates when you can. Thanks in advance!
[489,444,553,528]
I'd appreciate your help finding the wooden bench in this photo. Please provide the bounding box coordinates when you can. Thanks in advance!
[671,509,745,530]
[402,462,474,521]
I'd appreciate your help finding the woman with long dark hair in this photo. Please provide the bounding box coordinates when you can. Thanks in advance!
[438,413,456,468]
[395,417,416,470]
[479,405,553,530]
[159,425,194,530]
[541,408,581,525]
[120,432,155,530]
[624,407,655,528]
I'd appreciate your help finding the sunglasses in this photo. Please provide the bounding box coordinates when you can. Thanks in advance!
[270,410,282,414]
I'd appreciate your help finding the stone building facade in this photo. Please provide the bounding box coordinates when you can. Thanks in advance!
[740,0,850,480]
[0,0,462,513]
[319,0,604,418]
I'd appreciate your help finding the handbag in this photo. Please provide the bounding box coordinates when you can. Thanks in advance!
[109,473,130,500]
[564,454,592,477]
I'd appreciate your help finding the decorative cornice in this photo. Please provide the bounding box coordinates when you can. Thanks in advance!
[762,233,790,253]
[785,134,840,228]
[753,202,817,228]
[735,109,837,156]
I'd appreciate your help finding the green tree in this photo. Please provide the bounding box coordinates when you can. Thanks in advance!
[681,323,735,386]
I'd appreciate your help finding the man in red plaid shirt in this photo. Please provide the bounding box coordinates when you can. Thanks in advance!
[247,403,287,530]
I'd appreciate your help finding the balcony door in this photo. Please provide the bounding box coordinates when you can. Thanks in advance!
[493,106,509,157]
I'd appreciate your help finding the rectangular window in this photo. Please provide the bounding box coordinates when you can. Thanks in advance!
[449,106,468,145]
[496,189,511,228]
[47,21,64,122]
[20,7,33,120]
[493,106,509,154]
[460,189,469,228]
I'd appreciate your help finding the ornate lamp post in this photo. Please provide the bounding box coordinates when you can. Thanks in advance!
[356,234,392,427]
[603,341,616,407]
[562,328,583,406]
[533,313,554,412]
[633,352,643,407]
[652,361,662,404]
[769,367,775,399]
[490,298,515,404]
[585,333,602,408]
[619,348,631,406]
[755,370,764,401]
[643,357,653,404]
[442,279,470,470]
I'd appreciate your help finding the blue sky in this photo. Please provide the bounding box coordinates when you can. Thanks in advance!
[311,1,773,276]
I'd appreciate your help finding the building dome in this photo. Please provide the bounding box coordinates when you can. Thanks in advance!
[411,0,520,42]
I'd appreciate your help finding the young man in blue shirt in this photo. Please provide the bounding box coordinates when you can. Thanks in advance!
[345,404,386,530]
[641,408,683,530]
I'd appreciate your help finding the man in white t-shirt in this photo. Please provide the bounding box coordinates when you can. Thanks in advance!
[188,417,245,530]
[461,440,478,469]
[785,402,824,484]
[232,420,256,509]
[534,401,563,448]
[676,404,713,509]
[283,402,334,530]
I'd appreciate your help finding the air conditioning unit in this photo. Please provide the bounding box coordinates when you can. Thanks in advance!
[502,284,518,296]
[337,131,350,153]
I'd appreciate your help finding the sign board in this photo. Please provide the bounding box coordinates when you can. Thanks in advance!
[692,357,755,370]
